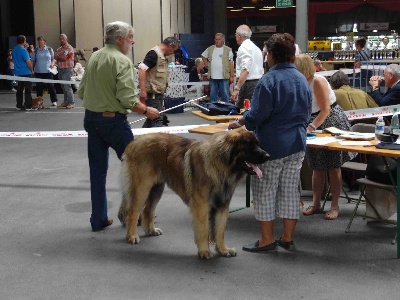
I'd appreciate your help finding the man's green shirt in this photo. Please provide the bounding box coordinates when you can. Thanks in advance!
[78,44,139,114]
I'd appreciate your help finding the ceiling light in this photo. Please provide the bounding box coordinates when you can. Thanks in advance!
[242,6,255,9]
[259,8,272,10]
[263,6,275,9]
[230,8,243,11]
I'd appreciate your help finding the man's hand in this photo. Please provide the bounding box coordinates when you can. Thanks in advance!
[145,107,159,120]
[139,90,147,103]
[230,90,238,103]
[369,75,382,88]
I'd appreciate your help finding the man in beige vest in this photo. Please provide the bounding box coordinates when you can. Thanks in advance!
[138,37,180,127]
[201,33,234,102]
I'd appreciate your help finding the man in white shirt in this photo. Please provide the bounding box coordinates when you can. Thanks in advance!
[201,33,234,103]
[230,25,264,108]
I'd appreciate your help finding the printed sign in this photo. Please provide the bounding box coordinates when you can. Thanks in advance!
[360,23,389,31]
[308,40,331,50]
[251,25,277,33]
[276,0,292,8]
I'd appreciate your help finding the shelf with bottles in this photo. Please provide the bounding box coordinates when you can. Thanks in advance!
[311,30,399,52]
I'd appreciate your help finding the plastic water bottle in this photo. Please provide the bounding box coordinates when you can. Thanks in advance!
[390,108,400,135]
[375,116,385,140]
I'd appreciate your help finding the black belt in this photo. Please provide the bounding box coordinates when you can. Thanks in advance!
[246,79,260,82]
[148,93,163,97]
[311,102,337,117]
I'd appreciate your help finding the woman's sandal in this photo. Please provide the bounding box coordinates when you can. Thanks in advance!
[325,207,340,220]
[302,205,321,216]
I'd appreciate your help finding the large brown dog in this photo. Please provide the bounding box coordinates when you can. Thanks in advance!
[118,127,269,259]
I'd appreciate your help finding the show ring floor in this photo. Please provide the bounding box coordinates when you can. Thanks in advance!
[0,91,399,299]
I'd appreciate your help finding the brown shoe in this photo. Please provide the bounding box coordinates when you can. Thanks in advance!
[57,102,67,108]
[65,104,75,109]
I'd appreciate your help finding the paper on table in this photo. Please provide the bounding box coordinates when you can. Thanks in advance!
[339,141,373,146]
[48,66,58,75]
[306,136,338,145]
[322,127,351,134]
[336,133,375,141]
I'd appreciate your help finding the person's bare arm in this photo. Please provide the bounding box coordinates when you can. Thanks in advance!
[308,77,331,132]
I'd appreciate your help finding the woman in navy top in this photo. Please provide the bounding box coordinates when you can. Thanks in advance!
[229,33,312,253]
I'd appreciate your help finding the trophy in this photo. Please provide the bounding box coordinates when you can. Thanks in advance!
[382,36,390,49]
[392,30,398,50]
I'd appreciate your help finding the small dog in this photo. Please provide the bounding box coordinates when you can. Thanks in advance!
[32,96,46,109]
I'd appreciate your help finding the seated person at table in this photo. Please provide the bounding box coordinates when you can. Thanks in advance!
[314,60,326,72]
[188,58,205,88]
[330,70,377,110]
[369,64,400,106]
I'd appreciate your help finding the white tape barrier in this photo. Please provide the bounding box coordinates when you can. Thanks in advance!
[0,74,78,85]
[318,68,360,77]
[344,104,400,120]
[0,74,207,87]
[0,124,210,138]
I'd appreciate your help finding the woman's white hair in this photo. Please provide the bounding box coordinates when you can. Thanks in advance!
[104,21,133,44]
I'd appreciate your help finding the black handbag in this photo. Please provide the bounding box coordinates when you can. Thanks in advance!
[200,101,240,116]
[365,155,397,185]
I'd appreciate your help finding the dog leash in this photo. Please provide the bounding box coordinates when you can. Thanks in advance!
[129,95,207,125]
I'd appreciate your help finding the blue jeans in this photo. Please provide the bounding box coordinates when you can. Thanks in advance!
[83,110,134,230]
[58,68,74,104]
[209,78,230,102]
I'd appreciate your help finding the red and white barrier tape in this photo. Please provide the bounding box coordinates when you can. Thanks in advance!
[344,104,400,120]
[0,124,210,138]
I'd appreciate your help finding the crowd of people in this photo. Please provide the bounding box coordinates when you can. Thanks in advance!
[5,21,400,252]
[6,33,92,110]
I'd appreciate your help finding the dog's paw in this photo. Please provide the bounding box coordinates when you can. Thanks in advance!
[217,247,237,258]
[198,249,214,260]
[146,227,163,236]
[126,234,140,244]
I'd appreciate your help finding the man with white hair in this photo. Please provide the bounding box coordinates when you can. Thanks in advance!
[201,33,234,103]
[369,64,400,106]
[78,21,159,232]
[230,24,263,109]
[55,34,75,108]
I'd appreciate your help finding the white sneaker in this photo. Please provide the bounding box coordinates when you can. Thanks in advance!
[52,102,58,106]
[11,88,17,92]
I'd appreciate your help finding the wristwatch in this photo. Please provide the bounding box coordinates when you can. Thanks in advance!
[372,86,379,91]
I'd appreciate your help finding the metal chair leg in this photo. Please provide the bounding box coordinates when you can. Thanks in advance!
[345,186,364,233]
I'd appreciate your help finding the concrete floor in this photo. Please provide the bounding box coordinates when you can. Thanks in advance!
[0,91,399,300]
